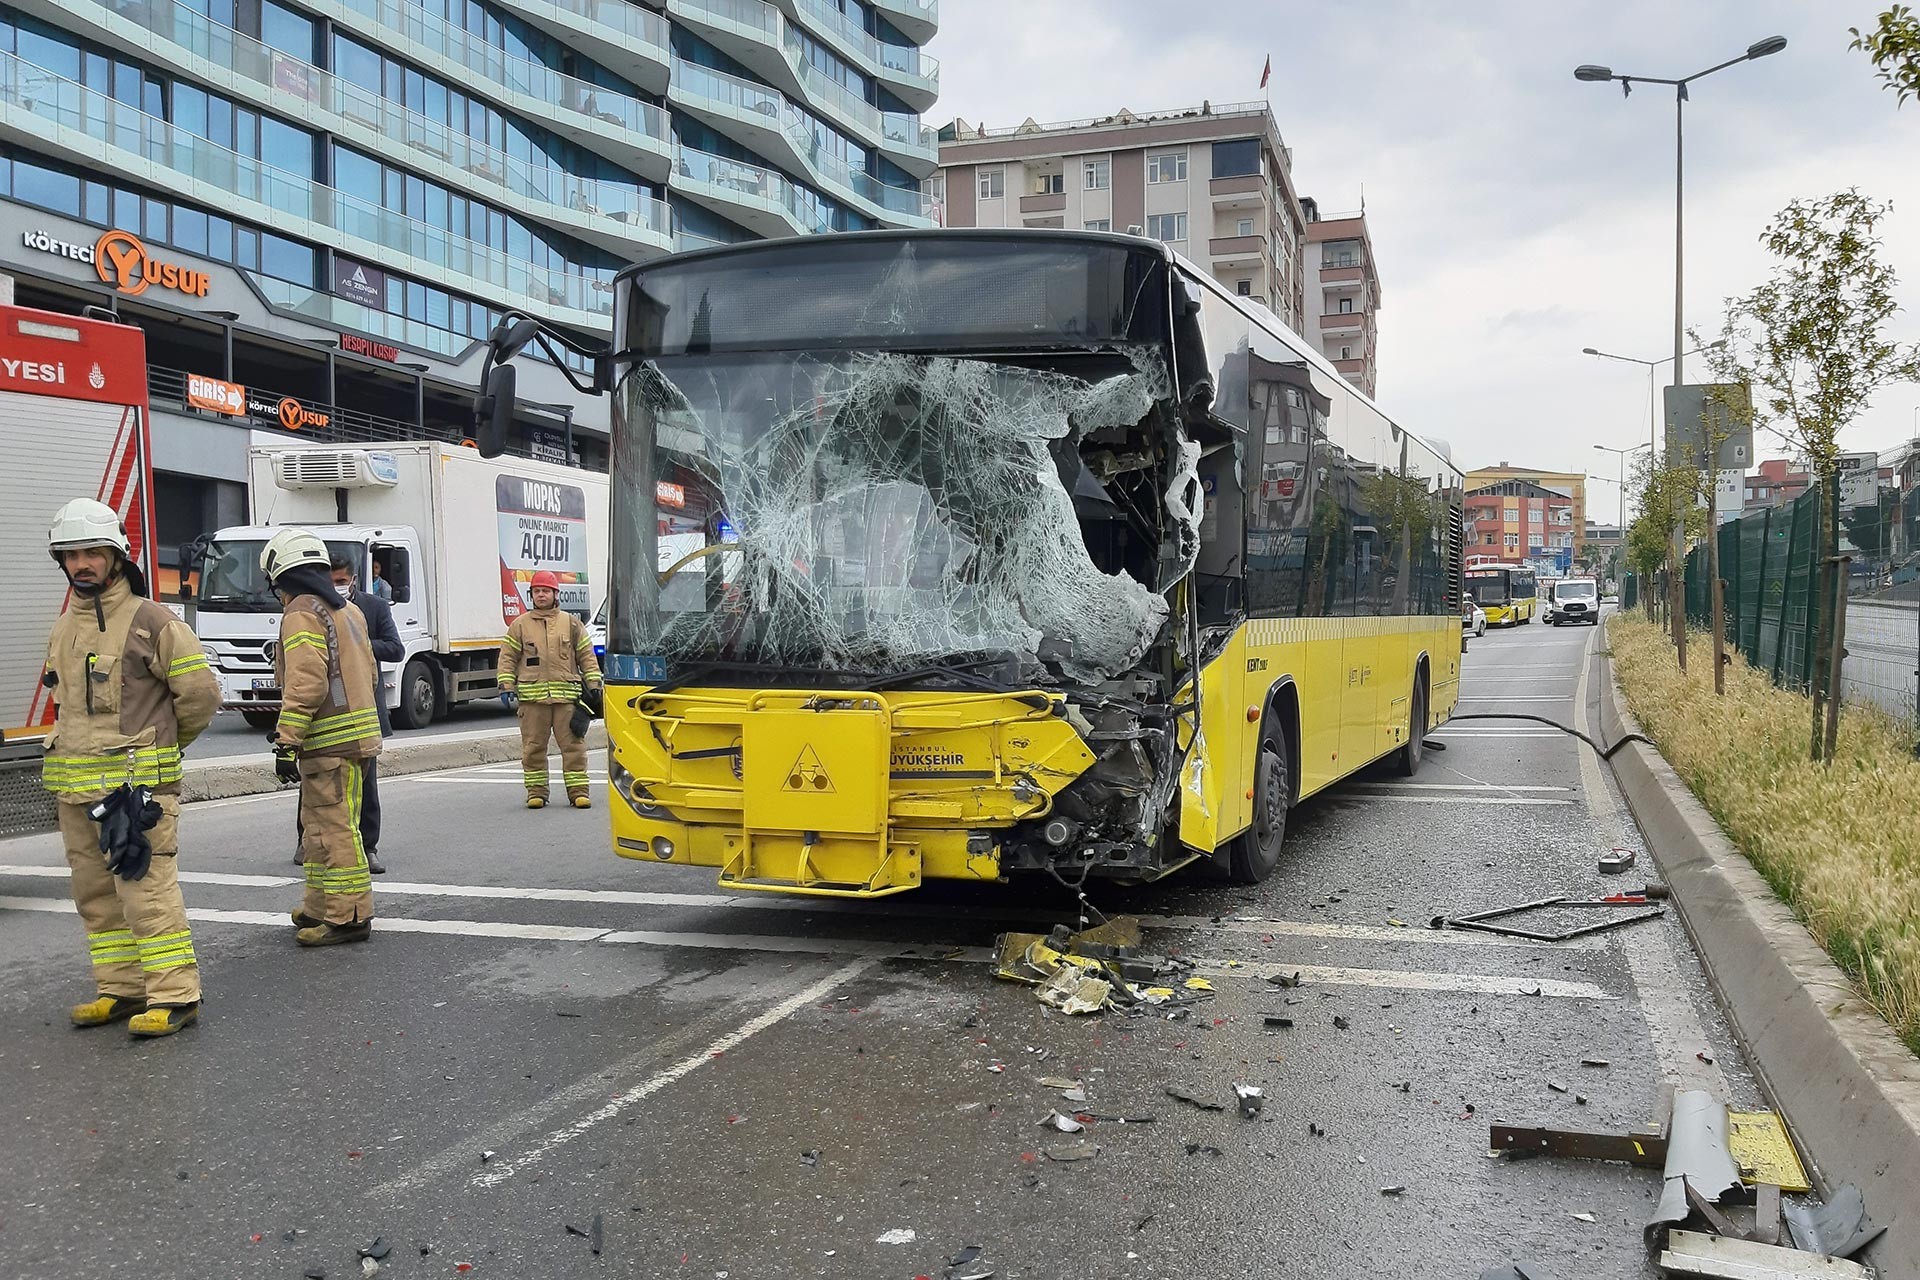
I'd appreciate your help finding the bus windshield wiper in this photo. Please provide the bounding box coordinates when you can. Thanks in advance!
[645,658,873,696]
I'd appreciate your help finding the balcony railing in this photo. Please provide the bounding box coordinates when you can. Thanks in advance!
[674,145,833,235]
[501,0,670,49]
[790,0,938,90]
[322,0,668,143]
[1,53,626,320]
[80,0,667,236]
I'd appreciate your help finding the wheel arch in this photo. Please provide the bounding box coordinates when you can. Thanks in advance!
[1261,677,1302,806]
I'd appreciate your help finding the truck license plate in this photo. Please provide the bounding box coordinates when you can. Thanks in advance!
[251,679,277,690]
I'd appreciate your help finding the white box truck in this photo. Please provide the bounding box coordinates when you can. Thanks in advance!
[193,441,609,730]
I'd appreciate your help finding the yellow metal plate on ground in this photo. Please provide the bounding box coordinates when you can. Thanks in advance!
[1727,1111,1811,1193]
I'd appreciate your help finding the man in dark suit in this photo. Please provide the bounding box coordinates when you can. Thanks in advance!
[290,554,406,873]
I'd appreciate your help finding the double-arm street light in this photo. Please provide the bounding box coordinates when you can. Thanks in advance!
[1583,341,1725,461]
[1593,442,1652,531]
[1574,36,1786,389]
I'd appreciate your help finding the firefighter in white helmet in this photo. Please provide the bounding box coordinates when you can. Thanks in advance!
[260,528,383,946]
[42,497,219,1037]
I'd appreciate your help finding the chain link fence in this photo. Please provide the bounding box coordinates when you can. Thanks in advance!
[1683,481,1919,732]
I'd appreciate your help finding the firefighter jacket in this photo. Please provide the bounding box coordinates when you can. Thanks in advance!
[275,594,382,760]
[498,607,601,704]
[41,574,219,803]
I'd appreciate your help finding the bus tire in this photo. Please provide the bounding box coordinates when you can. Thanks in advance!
[241,709,277,731]
[1395,677,1426,777]
[392,658,437,730]
[1228,739,1290,884]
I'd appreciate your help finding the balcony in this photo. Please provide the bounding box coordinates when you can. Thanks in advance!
[1319,262,1363,282]
[667,59,930,225]
[868,0,937,46]
[55,0,670,254]
[1208,233,1268,261]
[0,53,628,326]
[671,145,832,239]
[785,0,938,111]
[487,0,671,96]
[1019,191,1066,213]
[1319,310,1363,332]
[282,0,671,180]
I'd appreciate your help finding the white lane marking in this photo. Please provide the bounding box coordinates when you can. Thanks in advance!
[1571,624,1728,1099]
[1142,914,1606,951]
[0,896,290,928]
[1466,664,1589,670]
[1455,695,1572,702]
[469,957,877,1189]
[1220,959,1612,1000]
[1343,782,1571,792]
[0,865,300,888]
[1336,794,1573,806]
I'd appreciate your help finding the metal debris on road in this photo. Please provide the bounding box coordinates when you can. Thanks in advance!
[1379,1185,1407,1196]
[1036,1076,1081,1090]
[1598,848,1636,874]
[1547,1081,1568,1094]
[357,1238,390,1261]
[1165,1084,1226,1112]
[1648,1090,1745,1249]
[1570,1212,1597,1224]
[565,1224,590,1239]
[1479,1265,1557,1280]
[1263,1015,1294,1028]
[1183,1143,1223,1157]
[590,1213,603,1257]
[1429,893,1665,942]
[1580,1058,1610,1068]
[1658,1228,1874,1279]
[875,1228,917,1245]
[1784,1184,1886,1260]
[800,1149,819,1168]
[1332,1015,1350,1030]
[480,1150,496,1163]
[1727,1112,1811,1193]
[950,1245,984,1267]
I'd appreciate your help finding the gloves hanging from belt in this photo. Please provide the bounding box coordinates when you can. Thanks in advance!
[87,783,161,882]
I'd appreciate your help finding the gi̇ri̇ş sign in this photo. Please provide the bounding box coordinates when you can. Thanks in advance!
[496,473,589,621]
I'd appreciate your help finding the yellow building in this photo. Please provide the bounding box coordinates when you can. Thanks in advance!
[1464,463,1586,557]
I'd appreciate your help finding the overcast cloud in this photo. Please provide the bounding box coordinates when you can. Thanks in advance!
[924,2,1920,519]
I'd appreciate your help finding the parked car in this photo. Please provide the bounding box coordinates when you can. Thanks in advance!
[1462,600,1487,637]
[1549,577,1601,625]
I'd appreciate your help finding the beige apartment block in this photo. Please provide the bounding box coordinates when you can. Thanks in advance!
[933,102,1309,333]
[1303,204,1381,398]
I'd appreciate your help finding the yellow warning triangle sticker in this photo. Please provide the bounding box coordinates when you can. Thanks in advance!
[784,744,835,793]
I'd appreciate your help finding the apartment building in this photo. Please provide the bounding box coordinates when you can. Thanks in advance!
[933,101,1308,333]
[1464,479,1577,567]
[1464,463,1587,542]
[1301,201,1379,398]
[0,0,938,590]
[1742,458,1813,514]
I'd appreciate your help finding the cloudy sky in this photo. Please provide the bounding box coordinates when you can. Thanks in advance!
[923,1,1920,522]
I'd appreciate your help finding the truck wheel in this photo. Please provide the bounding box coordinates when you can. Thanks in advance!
[1395,678,1427,777]
[392,658,437,730]
[1228,739,1290,884]
[241,709,277,731]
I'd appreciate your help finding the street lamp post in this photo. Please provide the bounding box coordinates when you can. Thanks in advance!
[1576,36,1787,665]
[1593,441,1651,531]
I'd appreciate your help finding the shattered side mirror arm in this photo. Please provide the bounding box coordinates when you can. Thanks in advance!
[471,311,615,459]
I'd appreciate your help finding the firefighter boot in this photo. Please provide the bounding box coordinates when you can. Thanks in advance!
[71,994,144,1028]
[526,795,546,809]
[571,794,591,809]
[128,1003,199,1038]
[297,920,372,947]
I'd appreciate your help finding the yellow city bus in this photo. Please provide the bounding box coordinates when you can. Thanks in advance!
[475,231,1464,896]
[1464,566,1538,626]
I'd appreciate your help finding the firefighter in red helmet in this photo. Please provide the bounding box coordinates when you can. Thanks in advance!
[497,570,601,808]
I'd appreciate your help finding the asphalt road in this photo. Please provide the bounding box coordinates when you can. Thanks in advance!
[0,607,1765,1279]
[188,696,520,759]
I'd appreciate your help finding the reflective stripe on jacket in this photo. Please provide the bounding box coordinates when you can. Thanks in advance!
[41,574,219,801]
[498,607,601,704]
[275,595,382,760]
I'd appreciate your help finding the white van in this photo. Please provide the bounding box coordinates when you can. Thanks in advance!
[1548,577,1600,626]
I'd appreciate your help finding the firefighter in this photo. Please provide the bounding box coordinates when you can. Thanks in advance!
[42,497,219,1037]
[260,528,382,946]
[498,570,602,809]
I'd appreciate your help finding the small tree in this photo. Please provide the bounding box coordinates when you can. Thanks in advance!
[1625,447,1708,623]
[1697,191,1920,758]
[1851,6,1920,105]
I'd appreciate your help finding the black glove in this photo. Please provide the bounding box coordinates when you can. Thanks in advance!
[88,784,160,882]
[581,683,604,717]
[569,702,593,739]
[273,743,300,786]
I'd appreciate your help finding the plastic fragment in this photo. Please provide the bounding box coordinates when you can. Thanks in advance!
[1548,1081,1568,1094]
[1183,978,1214,992]
[1267,971,1302,988]
[1184,1143,1223,1157]
[303,1269,325,1280]
[565,1225,590,1239]
[1061,1087,1088,1104]
[360,1258,379,1279]
[1575,1094,1589,1106]
[1581,1058,1610,1068]
[358,1238,390,1261]
[950,1245,984,1267]
[590,1213,603,1257]
[1697,1050,1715,1064]
[480,1150,496,1163]
[800,1149,820,1167]
[1165,1084,1226,1111]
[1263,1015,1293,1028]
[1332,1015,1351,1031]
[1234,1083,1265,1119]
[1037,1076,1081,1090]
[1571,1212,1596,1224]
[1380,1185,1407,1196]
[876,1228,917,1245]
[1039,1111,1085,1134]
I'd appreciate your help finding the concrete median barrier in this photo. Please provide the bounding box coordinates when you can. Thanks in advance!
[181,723,609,803]
[1596,621,1920,1275]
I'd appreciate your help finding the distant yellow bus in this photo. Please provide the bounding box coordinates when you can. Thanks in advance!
[477,230,1466,896]
[1465,567,1538,626]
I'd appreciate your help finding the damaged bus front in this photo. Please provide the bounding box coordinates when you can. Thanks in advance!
[473,230,1463,898]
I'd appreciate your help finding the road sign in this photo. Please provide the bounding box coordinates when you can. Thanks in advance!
[1664,383,1753,471]
[1837,451,1880,510]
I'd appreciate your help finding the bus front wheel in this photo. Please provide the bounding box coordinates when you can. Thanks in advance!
[1228,740,1290,884]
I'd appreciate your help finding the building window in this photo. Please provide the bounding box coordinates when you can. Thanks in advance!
[1084,218,1110,232]
[1340,346,1351,360]
[1083,157,1109,190]
[1145,212,1186,243]
[1504,533,1519,550]
[1210,137,1260,178]
[1146,150,1188,183]
[1338,297,1353,313]
[977,167,1003,200]
[1034,171,1063,195]
[1236,280,1251,296]
[1483,532,1497,545]
[1235,217,1253,236]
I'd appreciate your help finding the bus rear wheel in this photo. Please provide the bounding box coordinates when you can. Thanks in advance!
[1395,678,1427,777]
[1228,739,1290,884]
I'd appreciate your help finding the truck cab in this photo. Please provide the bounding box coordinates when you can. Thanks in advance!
[195,524,432,728]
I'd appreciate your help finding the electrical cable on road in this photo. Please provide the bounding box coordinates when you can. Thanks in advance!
[1443,712,1653,761]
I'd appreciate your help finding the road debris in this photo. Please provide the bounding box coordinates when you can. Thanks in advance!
[1648,1090,1744,1248]
[875,1228,917,1245]
[1658,1228,1874,1279]
[1478,1266,1558,1280]
[1547,1081,1568,1094]
[1039,1111,1085,1134]
[1570,1212,1596,1224]
[950,1245,984,1267]
[480,1150,496,1163]
[590,1213,603,1256]
[1379,1185,1407,1196]
[1429,893,1665,942]
[359,1258,378,1279]
[1580,1058,1610,1068]
[1332,1015,1350,1031]
[1036,1076,1082,1091]
[1267,971,1303,988]
[1783,1184,1886,1260]
[800,1149,819,1168]
[1598,848,1636,874]
[1184,1143,1223,1157]
[1263,1015,1294,1028]
[1726,1112,1810,1193]
[991,918,1188,1016]
[1233,1083,1265,1120]
[357,1238,390,1261]
[565,1224,590,1239]
[1165,1084,1226,1112]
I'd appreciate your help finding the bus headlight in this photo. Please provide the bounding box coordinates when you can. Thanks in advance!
[609,757,667,818]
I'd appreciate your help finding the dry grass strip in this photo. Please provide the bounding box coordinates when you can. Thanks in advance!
[1610,614,1920,1054]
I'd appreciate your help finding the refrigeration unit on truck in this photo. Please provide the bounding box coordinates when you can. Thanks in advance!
[192,441,608,730]
[1,304,157,757]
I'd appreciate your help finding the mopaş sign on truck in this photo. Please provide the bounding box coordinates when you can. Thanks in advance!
[496,474,592,620]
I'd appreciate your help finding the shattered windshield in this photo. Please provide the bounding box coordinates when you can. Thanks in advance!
[610,348,1182,685]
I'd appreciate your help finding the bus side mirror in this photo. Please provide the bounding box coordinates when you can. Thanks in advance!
[474,363,515,459]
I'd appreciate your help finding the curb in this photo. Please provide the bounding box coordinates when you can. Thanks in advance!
[181,723,608,803]
[1596,619,1920,1274]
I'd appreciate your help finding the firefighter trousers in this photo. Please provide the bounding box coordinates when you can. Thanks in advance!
[518,701,588,799]
[298,757,375,925]
[59,795,200,1007]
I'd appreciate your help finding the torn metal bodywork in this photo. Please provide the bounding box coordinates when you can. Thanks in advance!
[1648,1090,1746,1248]
[1658,1230,1874,1279]
[1784,1185,1887,1261]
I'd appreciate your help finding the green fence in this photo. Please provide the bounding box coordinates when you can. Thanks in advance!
[1683,484,1825,692]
